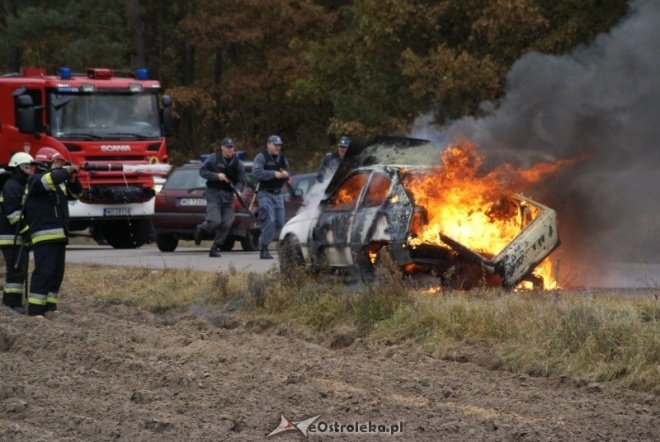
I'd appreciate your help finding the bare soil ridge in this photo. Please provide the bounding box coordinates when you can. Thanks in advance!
[0,295,657,441]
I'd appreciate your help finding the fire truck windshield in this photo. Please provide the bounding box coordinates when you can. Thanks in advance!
[48,92,161,140]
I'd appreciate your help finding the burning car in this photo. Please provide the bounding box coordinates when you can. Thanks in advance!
[278,137,561,289]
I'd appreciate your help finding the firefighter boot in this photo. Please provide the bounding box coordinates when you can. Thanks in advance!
[45,302,57,312]
[27,303,46,317]
[260,245,273,260]
[3,291,25,314]
[209,246,221,258]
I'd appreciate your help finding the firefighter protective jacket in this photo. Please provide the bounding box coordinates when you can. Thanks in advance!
[0,170,29,248]
[24,168,83,244]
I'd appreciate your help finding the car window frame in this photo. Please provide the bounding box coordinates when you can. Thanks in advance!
[360,172,392,209]
[324,170,371,212]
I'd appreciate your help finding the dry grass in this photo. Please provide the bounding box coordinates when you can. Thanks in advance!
[66,265,218,311]
[62,264,659,392]
[372,290,659,391]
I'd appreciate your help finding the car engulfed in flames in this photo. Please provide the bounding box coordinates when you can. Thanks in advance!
[278,139,562,289]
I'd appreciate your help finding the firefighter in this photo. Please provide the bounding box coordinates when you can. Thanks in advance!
[253,135,290,259]
[194,138,246,257]
[0,152,34,313]
[316,136,351,182]
[24,147,82,316]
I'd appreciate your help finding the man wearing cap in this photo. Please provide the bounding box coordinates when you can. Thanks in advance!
[194,138,246,257]
[252,135,290,259]
[316,136,351,182]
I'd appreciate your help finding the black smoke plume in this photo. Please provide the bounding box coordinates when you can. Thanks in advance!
[444,0,660,281]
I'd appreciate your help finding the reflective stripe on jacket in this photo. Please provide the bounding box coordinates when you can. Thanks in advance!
[25,168,82,245]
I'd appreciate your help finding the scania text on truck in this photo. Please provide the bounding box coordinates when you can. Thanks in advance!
[0,67,172,248]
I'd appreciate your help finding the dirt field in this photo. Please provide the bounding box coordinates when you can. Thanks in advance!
[0,293,657,441]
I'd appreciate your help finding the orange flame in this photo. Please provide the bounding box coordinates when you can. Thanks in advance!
[330,173,368,208]
[403,140,576,289]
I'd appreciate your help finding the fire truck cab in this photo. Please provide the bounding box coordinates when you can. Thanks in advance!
[0,67,172,248]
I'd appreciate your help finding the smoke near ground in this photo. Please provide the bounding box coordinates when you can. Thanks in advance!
[435,0,660,276]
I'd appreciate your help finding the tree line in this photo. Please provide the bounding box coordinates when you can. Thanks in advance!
[1,0,628,168]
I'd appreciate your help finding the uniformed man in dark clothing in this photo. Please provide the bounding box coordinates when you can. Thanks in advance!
[194,138,246,257]
[316,136,351,182]
[252,135,290,259]
[0,152,34,314]
[24,147,82,316]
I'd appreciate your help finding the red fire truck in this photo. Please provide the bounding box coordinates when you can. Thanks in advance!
[0,67,172,248]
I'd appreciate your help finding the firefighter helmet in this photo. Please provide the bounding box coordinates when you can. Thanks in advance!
[34,147,63,164]
[8,152,34,168]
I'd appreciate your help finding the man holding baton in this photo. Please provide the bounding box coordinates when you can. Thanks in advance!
[194,138,246,257]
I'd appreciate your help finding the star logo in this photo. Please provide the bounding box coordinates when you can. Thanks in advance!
[267,415,321,438]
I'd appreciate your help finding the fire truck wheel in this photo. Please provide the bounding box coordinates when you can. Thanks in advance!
[102,219,151,249]
[89,225,108,246]
[156,234,178,252]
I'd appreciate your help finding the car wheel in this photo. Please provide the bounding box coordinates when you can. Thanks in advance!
[278,234,304,273]
[156,234,178,252]
[219,237,235,251]
[241,229,260,251]
[358,243,395,283]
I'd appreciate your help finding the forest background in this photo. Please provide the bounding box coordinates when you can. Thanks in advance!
[0,0,628,169]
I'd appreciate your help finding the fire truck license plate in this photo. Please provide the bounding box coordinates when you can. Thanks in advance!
[179,198,206,207]
[103,207,131,216]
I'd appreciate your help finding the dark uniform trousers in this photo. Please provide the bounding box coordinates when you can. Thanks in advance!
[29,242,66,313]
[1,245,28,307]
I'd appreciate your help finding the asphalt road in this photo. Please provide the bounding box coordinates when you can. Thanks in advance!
[66,245,279,273]
[64,244,660,292]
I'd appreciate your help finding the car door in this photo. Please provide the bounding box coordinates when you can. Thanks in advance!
[282,182,304,222]
[311,171,370,266]
[350,171,392,245]
[492,196,560,288]
[349,169,414,261]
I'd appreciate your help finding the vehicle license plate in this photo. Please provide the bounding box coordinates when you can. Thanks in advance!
[103,207,131,216]
[179,198,206,207]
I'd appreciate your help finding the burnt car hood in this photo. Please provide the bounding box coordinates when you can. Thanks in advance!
[374,167,559,288]
[432,195,559,288]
